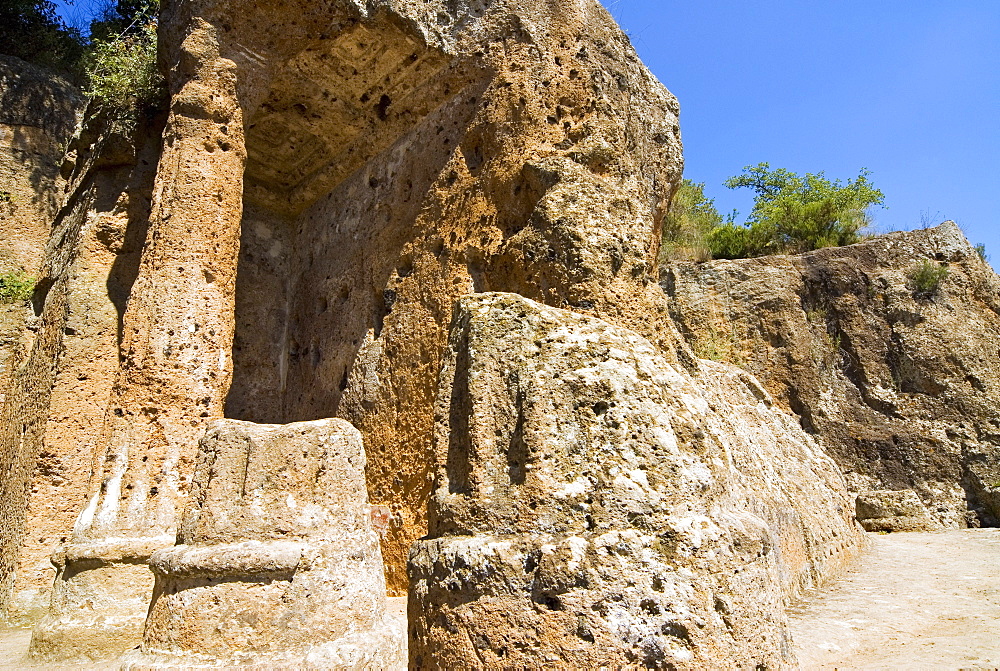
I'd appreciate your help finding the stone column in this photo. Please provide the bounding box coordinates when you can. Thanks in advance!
[29,19,263,661]
[121,418,405,668]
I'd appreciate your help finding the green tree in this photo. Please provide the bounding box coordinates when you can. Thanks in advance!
[0,0,86,76]
[709,163,885,259]
[88,0,158,41]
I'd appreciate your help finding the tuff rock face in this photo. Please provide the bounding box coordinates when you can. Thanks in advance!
[0,55,113,626]
[121,418,405,669]
[7,0,686,651]
[409,293,862,669]
[663,222,1000,528]
[0,0,880,667]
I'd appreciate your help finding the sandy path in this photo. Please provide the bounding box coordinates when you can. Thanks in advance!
[789,529,1000,670]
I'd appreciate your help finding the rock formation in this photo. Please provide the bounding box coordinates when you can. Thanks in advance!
[3,0,689,654]
[664,222,1000,528]
[0,0,936,666]
[409,293,861,668]
[121,418,405,669]
[855,489,935,532]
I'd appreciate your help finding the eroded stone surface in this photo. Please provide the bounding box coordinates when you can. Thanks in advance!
[0,57,86,625]
[121,418,404,669]
[855,489,935,532]
[664,222,1000,528]
[409,293,863,669]
[1,101,158,628]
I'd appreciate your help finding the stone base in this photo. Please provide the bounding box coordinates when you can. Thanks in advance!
[120,610,406,670]
[28,538,169,662]
[121,419,404,669]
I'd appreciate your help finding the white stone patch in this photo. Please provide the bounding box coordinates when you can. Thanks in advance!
[555,476,591,499]
[565,536,587,572]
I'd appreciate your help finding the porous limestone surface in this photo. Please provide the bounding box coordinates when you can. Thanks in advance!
[664,222,1000,528]
[410,293,863,669]
[121,418,405,669]
[0,104,156,628]
[7,0,687,643]
[789,529,1000,669]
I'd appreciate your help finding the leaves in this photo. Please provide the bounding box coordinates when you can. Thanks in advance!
[0,0,86,77]
[0,270,35,303]
[711,163,884,259]
[86,20,164,120]
[659,180,724,262]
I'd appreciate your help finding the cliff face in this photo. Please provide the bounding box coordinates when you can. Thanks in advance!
[664,222,1000,528]
[0,109,164,626]
[0,0,869,666]
[0,56,83,391]
[0,56,89,624]
[411,293,861,668]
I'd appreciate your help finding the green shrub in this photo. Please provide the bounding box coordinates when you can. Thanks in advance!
[659,180,724,262]
[908,260,948,297]
[975,243,989,263]
[0,270,35,303]
[715,163,885,258]
[86,20,164,121]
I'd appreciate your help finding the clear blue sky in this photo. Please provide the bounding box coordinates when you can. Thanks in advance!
[602,1,1000,260]
[55,1,999,258]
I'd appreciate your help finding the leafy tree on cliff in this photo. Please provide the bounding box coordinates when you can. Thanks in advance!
[0,0,86,75]
[88,0,158,41]
[708,163,884,258]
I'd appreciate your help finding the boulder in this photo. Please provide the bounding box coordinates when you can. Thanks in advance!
[855,490,935,532]
[409,293,863,669]
[121,418,404,669]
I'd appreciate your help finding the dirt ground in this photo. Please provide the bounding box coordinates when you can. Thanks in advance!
[789,529,1000,669]
[3,536,998,669]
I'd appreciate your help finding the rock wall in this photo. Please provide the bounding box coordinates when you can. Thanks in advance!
[664,222,1000,528]
[0,55,82,397]
[204,0,684,593]
[0,110,163,625]
[6,0,685,650]
[0,0,871,666]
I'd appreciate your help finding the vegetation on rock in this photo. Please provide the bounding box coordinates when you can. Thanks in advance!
[1,0,164,118]
[86,20,163,120]
[908,259,948,297]
[710,163,885,258]
[659,179,725,262]
[0,270,34,303]
[662,163,885,261]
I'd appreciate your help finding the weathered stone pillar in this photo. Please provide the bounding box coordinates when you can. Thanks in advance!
[120,418,405,668]
[29,17,264,660]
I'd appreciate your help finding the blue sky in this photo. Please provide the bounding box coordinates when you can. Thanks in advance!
[55,1,999,259]
[601,1,1000,261]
